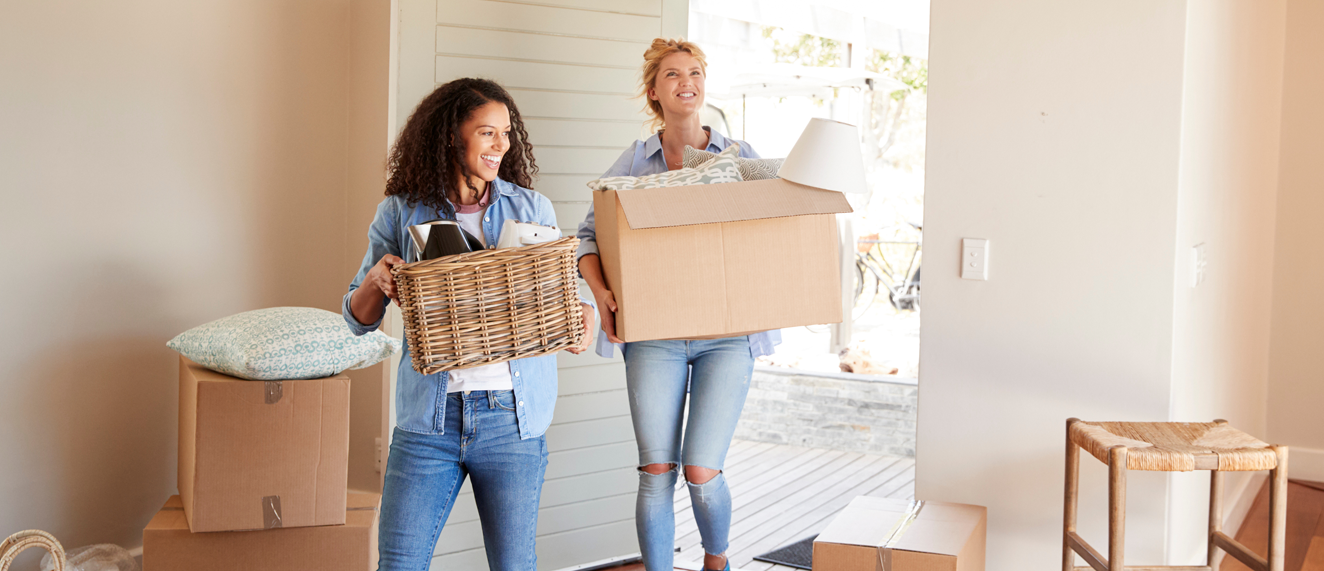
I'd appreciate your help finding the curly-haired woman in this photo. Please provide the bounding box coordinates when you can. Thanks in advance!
[574,39,778,571]
[343,78,595,571]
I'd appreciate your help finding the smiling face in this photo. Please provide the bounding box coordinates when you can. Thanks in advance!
[455,101,511,195]
[648,51,705,121]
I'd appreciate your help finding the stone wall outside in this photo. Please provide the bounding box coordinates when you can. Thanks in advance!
[735,367,918,457]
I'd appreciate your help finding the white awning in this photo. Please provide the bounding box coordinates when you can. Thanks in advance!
[709,62,909,99]
[691,0,930,59]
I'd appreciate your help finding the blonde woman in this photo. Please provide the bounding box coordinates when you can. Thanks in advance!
[574,38,778,571]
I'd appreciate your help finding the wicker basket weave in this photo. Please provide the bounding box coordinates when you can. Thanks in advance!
[392,236,585,375]
[0,530,65,571]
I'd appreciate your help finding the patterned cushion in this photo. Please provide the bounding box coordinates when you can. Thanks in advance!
[167,307,401,380]
[682,145,784,180]
[588,142,744,191]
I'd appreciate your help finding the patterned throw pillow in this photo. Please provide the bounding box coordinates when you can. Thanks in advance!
[167,307,401,380]
[588,142,744,191]
[682,145,784,180]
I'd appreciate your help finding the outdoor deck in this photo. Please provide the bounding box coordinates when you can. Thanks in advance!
[668,439,916,571]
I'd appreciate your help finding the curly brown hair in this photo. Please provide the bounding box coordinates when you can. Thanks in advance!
[385,78,537,218]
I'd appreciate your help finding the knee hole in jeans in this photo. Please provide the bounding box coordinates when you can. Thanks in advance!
[639,463,676,475]
[684,466,721,485]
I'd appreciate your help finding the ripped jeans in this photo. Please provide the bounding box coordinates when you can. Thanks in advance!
[622,337,755,571]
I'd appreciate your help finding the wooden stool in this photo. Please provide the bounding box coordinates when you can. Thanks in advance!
[1063,418,1287,571]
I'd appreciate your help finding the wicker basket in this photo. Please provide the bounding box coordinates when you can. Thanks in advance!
[392,236,585,374]
[1,530,65,571]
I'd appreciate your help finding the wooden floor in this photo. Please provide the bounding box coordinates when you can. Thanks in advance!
[613,439,916,571]
[1224,480,1324,571]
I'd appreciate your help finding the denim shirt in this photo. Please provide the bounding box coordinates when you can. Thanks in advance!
[574,127,782,359]
[343,179,585,439]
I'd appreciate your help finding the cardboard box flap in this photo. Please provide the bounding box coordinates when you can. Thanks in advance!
[612,178,852,230]
[890,502,987,557]
[816,497,985,554]
[815,496,917,548]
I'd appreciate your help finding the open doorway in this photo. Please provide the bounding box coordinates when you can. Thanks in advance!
[674,3,929,569]
[695,5,928,381]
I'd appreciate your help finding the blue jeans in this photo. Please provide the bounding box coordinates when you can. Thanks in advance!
[377,391,548,571]
[623,338,755,571]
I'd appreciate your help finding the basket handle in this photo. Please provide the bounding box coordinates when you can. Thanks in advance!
[0,530,66,571]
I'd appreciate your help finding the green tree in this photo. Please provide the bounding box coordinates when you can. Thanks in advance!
[865,49,927,166]
[762,26,843,68]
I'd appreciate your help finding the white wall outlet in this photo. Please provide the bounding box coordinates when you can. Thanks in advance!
[375,437,383,473]
[1192,243,1207,287]
[961,238,989,280]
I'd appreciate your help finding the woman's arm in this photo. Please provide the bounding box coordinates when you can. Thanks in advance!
[573,143,638,344]
[342,199,404,334]
[578,254,621,344]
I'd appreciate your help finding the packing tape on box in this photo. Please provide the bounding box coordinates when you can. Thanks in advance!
[882,499,925,546]
[264,381,283,404]
[262,495,283,529]
[877,500,925,571]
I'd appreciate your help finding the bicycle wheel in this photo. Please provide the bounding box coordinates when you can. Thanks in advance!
[854,261,879,318]
[890,265,921,311]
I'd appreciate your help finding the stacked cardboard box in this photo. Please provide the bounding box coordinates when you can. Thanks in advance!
[143,357,377,570]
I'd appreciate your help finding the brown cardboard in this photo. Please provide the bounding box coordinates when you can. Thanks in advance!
[143,493,379,571]
[593,177,852,342]
[178,356,350,532]
[813,496,987,571]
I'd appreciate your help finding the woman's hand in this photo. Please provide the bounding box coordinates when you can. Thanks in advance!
[567,302,596,354]
[366,254,405,302]
[349,254,405,326]
[593,289,624,344]
[577,254,623,344]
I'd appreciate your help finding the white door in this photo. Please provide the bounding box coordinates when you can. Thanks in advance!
[392,1,688,568]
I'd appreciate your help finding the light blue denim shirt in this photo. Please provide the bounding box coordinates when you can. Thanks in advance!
[343,179,586,439]
[574,127,782,359]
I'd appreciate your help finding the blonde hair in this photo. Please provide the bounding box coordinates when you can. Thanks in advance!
[639,38,708,132]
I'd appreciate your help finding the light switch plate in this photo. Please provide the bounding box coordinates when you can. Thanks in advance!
[961,238,989,280]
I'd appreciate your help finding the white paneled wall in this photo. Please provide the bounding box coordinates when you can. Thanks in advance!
[394,0,684,568]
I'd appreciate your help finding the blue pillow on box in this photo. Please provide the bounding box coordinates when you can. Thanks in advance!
[167,307,400,380]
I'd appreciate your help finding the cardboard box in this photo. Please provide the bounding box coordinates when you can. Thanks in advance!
[592,178,853,342]
[814,497,986,571]
[178,356,350,532]
[143,493,379,571]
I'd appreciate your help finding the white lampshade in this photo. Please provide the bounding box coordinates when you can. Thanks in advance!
[778,118,868,194]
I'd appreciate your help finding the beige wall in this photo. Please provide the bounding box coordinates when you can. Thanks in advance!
[1267,0,1324,481]
[919,1,1188,567]
[921,0,1290,567]
[0,0,389,562]
[344,0,393,496]
[1168,0,1285,562]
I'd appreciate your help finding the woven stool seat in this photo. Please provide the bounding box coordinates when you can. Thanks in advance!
[1063,418,1287,571]
[1069,420,1276,472]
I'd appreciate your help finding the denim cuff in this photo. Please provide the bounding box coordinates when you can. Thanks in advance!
[341,289,383,336]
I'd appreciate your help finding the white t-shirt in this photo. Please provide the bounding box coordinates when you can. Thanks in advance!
[446,208,514,393]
